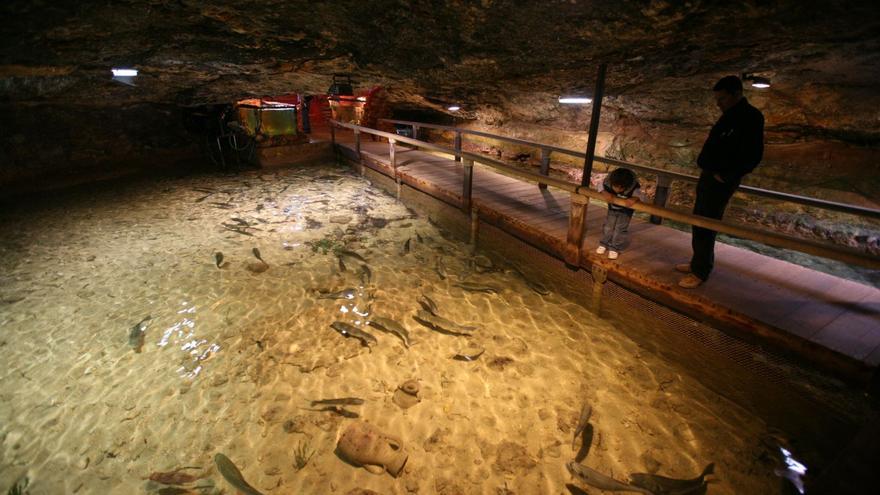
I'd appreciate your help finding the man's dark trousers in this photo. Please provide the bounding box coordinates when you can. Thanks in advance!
[690,171,739,281]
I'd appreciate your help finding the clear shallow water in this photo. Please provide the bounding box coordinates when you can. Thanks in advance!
[0,164,781,494]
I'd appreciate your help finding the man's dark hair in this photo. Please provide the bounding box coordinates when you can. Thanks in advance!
[713,75,743,94]
[609,168,636,189]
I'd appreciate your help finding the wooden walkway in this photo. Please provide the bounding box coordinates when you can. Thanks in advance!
[331,130,880,381]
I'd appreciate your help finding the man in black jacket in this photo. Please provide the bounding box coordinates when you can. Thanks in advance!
[677,75,765,288]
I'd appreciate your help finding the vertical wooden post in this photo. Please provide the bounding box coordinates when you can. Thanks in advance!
[651,175,671,225]
[330,122,336,145]
[462,158,474,211]
[454,131,462,162]
[564,193,589,267]
[580,63,608,187]
[412,124,419,141]
[538,147,551,189]
[389,138,397,172]
[469,207,479,253]
[354,129,361,159]
[396,177,402,200]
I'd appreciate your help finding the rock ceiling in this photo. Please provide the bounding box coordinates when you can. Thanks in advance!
[2,1,879,137]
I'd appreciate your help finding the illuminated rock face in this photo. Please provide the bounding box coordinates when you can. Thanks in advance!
[0,1,878,205]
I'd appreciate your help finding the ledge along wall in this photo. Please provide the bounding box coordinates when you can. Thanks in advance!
[334,142,872,466]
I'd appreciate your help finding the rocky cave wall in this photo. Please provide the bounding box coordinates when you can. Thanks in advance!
[1,0,879,235]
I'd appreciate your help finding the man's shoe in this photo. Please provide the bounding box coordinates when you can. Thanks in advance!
[675,263,692,273]
[596,246,607,255]
[608,251,619,260]
[678,274,703,289]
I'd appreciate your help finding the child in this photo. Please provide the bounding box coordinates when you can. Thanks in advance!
[596,167,644,260]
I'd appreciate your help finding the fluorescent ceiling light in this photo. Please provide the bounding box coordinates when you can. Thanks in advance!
[356,96,366,102]
[558,97,592,104]
[112,68,138,77]
[447,105,461,111]
[751,82,770,88]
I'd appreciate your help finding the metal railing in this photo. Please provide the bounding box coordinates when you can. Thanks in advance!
[382,118,880,221]
[330,120,880,270]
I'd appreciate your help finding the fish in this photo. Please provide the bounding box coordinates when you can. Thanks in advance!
[402,238,411,254]
[338,256,347,272]
[330,321,378,347]
[230,217,250,226]
[525,278,551,296]
[417,294,439,315]
[368,317,411,347]
[194,194,212,203]
[318,288,357,300]
[128,315,151,353]
[311,397,364,406]
[454,282,501,294]
[213,251,224,268]
[572,403,593,451]
[434,257,447,280]
[214,453,264,495]
[629,463,715,495]
[452,347,484,361]
[252,247,264,262]
[416,231,423,243]
[336,249,367,263]
[566,461,653,494]
[359,264,372,284]
[209,202,236,210]
[413,310,477,336]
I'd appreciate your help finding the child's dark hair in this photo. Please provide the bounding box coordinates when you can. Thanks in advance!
[608,168,636,189]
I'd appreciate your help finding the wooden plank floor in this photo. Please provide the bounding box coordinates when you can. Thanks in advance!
[332,132,880,374]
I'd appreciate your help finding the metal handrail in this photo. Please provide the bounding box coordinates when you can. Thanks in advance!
[381,118,880,220]
[331,120,880,270]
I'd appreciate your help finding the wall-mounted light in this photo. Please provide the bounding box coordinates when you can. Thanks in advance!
[558,96,592,104]
[742,73,771,89]
[111,68,138,86]
[447,105,461,111]
[356,96,367,102]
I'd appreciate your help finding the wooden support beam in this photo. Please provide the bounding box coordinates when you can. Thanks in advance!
[539,147,551,190]
[389,138,397,172]
[354,129,361,159]
[462,158,474,211]
[590,264,608,314]
[564,193,590,266]
[454,131,462,162]
[470,207,479,252]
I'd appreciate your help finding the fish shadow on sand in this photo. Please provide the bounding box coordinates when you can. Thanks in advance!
[564,484,589,495]
[574,424,594,463]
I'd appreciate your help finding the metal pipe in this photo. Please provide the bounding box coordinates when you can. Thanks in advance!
[581,63,607,187]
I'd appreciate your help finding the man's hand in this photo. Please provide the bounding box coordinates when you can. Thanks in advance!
[624,197,640,207]
[713,173,725,183]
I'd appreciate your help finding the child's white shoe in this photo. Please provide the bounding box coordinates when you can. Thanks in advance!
[596,246,607,255]
[608,250,619,260]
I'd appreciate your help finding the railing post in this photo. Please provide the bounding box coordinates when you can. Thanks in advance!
[389,138,397,172]
[539,147,551,189]
[454,131,462,162]
[330,122,336,146]
[564,193,589,267]
[462,158,474,211]
[412,124,419,141]
[354,129,361,159]
[469,207,479,253]
[651,175,672,225]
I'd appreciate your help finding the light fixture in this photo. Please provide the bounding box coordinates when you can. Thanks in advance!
[742,73,771,89]
[558,96,592,104]
[447,105,460,111]
[111,68,138,86]
[356,96,367,102]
